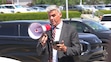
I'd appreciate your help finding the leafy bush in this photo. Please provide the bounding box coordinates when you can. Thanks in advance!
[99,10,111,14]
[0,11,81,21]
[62,11,81,18]
[0,12,48,21]
[1,10,110,21]
[94,10,111,17]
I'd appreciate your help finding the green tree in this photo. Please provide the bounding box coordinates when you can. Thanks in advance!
[103,0,111,4]
[85,0,101,5]
[0,0,7,4]
[33,0,77,6]
[33,0,111,6]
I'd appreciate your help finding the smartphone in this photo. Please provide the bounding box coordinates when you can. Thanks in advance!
[53,41,59,46]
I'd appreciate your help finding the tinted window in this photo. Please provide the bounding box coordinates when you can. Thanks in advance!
[20,23,29,36]
[0,23,18,36]
[20,22,49,36]
[84,21,109,31]
[64,21,86,32]
[105,5,111,7]
[70,22,82,32]
[5,6,14,9]
[70,21,89,33]
[101,16,111,21]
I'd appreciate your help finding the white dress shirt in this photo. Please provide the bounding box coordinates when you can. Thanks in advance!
[53,21,63,62]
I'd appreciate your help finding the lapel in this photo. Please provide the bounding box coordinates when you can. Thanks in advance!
[46,30,52,40]
[59,23,66,43]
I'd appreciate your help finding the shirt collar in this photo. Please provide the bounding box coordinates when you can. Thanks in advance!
[56,21,63,29]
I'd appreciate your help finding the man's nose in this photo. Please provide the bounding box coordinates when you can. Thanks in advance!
[50,16,54,19]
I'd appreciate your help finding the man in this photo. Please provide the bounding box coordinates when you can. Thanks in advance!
[36,5,81,62]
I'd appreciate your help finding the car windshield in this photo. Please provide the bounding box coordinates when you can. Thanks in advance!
[83,20,109,31]
[15,5,24,8]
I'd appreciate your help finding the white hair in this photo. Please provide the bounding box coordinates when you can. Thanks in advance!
[46,5,61,13]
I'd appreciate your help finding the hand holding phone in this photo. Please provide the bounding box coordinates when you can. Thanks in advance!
[53,41,59,46]
[53,40,67,52]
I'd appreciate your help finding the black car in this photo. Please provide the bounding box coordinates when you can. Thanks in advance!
[77,33,104,62]
[63,19,111,44]
[0,20,104,62]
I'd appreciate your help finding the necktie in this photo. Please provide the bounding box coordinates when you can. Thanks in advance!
[49,27,56,62]
[48,27,56,62]
[52,27,56,41]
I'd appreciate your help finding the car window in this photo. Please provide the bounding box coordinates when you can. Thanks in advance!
[101,16,111,21]
[20,23,29,36]
[0,6,2,9]
[15,5,23,8]
[64,21,86,33]
[84,21,109,31]
[19,21,50,36]
[0,6,7,9]
[70,22,84,32]
[5,6,14,9]
[0,23,18,36]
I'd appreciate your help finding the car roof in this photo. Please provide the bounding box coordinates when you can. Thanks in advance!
[63,18,95,22]
[1,4,19,6]
[63,18,82,21]
[0,20,49,24]
[102,14,111,16]
[2,20,49,22]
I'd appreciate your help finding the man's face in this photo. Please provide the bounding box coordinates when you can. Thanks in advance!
[48,10,62,26]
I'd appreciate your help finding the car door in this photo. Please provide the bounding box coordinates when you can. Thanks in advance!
[19,23,37,53]
[18,23,40,62]
[0,23,20,56]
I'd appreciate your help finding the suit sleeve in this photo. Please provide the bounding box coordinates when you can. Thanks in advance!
[36,40,47,56]
[36,31,52,56]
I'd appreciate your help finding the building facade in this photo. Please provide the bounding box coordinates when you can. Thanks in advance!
[6,0,34,6]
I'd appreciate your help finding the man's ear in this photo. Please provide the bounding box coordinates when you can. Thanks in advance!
[59,12,62,18]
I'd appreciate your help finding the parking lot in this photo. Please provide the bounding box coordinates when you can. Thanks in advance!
[0,1,111,62]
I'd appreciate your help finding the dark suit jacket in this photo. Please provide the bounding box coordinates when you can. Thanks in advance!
[36,22,81,62]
